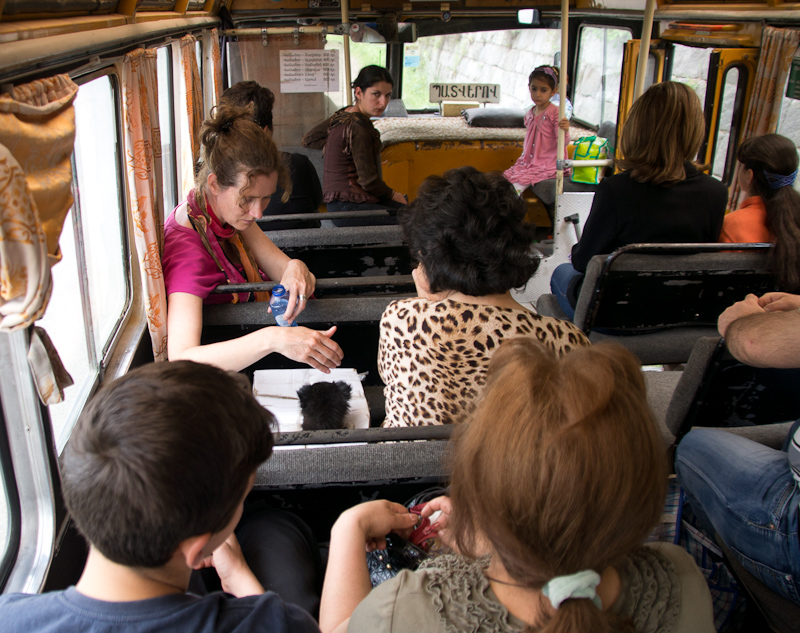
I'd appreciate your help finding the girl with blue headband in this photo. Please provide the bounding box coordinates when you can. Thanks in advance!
[720,133,800,291]
[319,338,714,633]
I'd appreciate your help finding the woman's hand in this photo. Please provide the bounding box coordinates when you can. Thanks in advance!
[559,117,570,131]
[276,259,316,323]
[420,496,456,550]
[391,190,408,206]
[334,500,419,552]
[269,325,343,373]
[321,501,418,633]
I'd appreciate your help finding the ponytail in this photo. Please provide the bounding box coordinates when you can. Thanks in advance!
[536,599,634,633]
[738,134,800,291]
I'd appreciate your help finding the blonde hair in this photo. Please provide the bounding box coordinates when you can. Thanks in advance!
[617,81,706,185]
[449,338,667,633]
[196,103,290,205]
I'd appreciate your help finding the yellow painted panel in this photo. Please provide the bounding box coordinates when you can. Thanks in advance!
[381,139,523,201]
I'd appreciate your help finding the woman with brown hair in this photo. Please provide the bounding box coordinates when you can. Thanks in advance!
[550,81,727,320]
[320,338,714,633]
[162,104,343,372]
[720,133,800,291]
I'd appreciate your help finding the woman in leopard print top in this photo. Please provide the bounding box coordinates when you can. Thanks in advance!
[378,166,588,427]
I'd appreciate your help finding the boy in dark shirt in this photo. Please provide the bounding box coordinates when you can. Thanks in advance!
[0,361,319,633]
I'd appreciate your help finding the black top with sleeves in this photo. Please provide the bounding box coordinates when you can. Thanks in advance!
[262,152,322,230]
[571,163,728,273]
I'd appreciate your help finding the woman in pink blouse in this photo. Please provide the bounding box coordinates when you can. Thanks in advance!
[162,104,343,372]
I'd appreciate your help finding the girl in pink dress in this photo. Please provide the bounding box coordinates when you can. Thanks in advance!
[504,66,570,192]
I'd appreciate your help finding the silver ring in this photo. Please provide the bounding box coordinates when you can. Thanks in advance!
[299,294,307,302]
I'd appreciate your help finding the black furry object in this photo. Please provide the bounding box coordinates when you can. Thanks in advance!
[297,381,352,431]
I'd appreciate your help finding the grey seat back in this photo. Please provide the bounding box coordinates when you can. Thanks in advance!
[666,336,800,448]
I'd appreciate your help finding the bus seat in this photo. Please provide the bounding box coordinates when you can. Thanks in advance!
[375,117,525,200]
[643,370,683,448]
[514,191,594,305]
[256,426,452,488]
[717,538,800,633]
[666,336,800,448]
[535,244,776,365]
[260,225,412,281]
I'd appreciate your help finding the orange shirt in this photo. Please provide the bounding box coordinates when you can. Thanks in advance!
[719,196,771,244]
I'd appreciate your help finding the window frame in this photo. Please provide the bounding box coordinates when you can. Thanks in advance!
[572,22,634,129]
[44,66,135,450]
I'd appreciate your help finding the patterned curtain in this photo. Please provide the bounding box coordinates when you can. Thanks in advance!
[0,74,78,330]
[179,34,204,198]
[122,49,168,361]
[728,27,800,210]
[207,28,224,114]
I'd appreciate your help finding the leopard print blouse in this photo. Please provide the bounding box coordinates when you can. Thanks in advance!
[378,298,590,427]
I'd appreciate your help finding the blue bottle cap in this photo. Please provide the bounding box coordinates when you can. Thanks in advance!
[272,284,286,297]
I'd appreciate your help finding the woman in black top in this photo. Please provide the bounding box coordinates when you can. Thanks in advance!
[550,81,727,319]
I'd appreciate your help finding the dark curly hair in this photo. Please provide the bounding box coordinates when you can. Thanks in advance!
[400,166,538,296]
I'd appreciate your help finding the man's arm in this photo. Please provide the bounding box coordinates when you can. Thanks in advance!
[723,302,800,369]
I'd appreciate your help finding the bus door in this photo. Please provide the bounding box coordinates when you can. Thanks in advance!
[617,39,666,147]
[696,48,758,183]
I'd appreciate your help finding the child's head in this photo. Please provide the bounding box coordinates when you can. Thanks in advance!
[737,133,800,291]
[617,81,705,185]
[450,338,666,626]
[528,65,559,106]
[61,361,275,568]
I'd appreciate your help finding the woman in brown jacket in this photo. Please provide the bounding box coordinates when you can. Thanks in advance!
[302,65,406,225]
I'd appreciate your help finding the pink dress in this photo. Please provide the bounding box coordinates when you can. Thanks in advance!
[504,103,568,187]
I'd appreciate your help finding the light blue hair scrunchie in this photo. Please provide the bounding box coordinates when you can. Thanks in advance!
[542,569,603,610]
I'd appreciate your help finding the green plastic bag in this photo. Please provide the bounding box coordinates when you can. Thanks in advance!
[571,135,609,185]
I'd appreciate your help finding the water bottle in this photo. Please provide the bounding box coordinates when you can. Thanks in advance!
[269,285,297,327]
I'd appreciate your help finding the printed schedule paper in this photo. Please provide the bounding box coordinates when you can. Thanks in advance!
[280,50,339,93]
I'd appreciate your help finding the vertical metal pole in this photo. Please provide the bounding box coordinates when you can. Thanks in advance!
[341,0,353,106]
[634,0,657,100]
[556,0,569,197]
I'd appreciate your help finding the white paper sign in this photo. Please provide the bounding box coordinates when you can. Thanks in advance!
[280,49,339,93]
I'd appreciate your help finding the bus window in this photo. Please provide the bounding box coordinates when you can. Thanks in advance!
[668,43,712,106]
[398,29,561,111]
[158,45,178,213]
[39,74,130,450]
[573,25,632,127]
[712,66,742,181]
[324,36,387,108]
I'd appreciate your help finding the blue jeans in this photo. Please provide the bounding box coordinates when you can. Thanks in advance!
[675,423,800,604]
[550,263,581,321]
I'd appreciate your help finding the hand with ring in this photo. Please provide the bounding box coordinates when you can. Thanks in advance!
[276,260,315,324]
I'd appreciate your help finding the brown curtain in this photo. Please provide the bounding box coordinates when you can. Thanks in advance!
[180,34,204,196]
[728,27,800,210]
[0,74,78,330]
[123,49,168,361]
